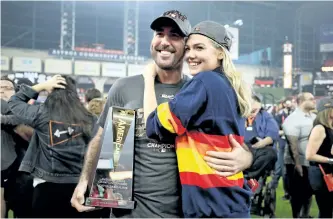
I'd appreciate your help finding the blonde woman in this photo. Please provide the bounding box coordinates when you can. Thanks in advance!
[306,97,333,218]
[144,21,252,218]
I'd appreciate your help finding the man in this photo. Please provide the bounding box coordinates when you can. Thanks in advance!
[1,76,17,218]
[71,10,253,218]
[270,97,293,200]
[1,76,34,218]
[244,94,278,180]
[85,88,102,105]
[283,92,316,218]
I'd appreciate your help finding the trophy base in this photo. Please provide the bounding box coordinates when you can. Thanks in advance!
[85,197,135,209]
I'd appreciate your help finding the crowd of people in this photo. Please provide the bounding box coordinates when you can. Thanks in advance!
[1,9,332,218]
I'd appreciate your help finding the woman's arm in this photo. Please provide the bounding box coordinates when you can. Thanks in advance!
[143,63,158,125]
[306,125,333,164]
[146,78,207,141]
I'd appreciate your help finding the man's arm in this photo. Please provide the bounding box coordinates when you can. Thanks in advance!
[1,114,21,126]
[204,135,253,177]
[285,135,301,164]
[79,127,103,183]
[283,117,303,175]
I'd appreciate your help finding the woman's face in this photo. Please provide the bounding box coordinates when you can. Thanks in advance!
[184,34,222,76]
[328,109,333,126]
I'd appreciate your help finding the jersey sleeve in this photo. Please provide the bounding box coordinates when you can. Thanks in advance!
[146,78,208,142]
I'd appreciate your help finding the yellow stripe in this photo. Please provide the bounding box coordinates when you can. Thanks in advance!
[226,172,244,180]
[177,147,243,180]
[177,147,215,175]
[157,103,176,134]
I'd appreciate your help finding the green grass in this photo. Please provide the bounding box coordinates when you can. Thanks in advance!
[253,177,318,218]
[7,178,318,218]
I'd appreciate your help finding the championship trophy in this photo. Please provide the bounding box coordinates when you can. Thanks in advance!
[85,106,136,209]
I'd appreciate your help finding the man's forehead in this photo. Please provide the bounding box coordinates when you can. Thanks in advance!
[0,80,14,87]
[155,25,182,34]
[155,23,180,32]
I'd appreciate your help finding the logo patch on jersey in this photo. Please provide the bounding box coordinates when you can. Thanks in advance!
[49,120,83,146]
[160,94,175,100]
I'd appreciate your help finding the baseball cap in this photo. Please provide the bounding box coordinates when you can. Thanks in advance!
[252,92,263,103]
[189,20,232,51]
[150,10,191,37]
[316,96,333,112]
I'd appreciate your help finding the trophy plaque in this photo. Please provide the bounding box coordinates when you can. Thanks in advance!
[85,106,136,209]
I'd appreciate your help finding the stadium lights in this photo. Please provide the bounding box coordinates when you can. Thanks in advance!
[224,19,243,28]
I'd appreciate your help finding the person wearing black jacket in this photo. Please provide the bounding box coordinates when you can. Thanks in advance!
[8,75,101,218]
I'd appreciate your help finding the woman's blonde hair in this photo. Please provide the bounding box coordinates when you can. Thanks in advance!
[211,40,252,117]
[314,108,333,129]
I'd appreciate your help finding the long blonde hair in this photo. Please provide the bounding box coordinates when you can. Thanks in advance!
[211,40,252,117]
[314,108,333,129]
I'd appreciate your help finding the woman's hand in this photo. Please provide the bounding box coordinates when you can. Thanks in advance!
[33,75,67,93]
[142,62,157,82]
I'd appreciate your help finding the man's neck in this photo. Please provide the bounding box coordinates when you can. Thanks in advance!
[156,66,182,85]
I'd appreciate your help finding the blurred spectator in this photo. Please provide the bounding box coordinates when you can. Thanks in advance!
[85,88,102,104]
[87,98,106,117]
[283,92,316,218]
[270,97,294,200]
[244,93,279,180]
[1,76,34,218]
[306,97,333,218]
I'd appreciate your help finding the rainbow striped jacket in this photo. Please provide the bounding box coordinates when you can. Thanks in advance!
[146,69,252,218]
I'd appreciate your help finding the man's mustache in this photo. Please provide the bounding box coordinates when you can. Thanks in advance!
[155,45,176,53]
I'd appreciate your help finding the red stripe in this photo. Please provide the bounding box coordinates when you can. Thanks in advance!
[180,172,244,189]
[170,111,186,135]
[188,132,244,149]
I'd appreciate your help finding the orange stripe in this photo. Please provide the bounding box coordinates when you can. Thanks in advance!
[188,132,244,149]
[180,172,244,189]
[170,112,186,135]
[176,135,231,155]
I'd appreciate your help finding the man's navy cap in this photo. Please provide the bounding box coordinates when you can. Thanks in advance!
[316,96,333,112]
[150,10,191,37]
[189,20,232,51]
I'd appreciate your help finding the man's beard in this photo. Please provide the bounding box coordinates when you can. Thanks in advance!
[151,45,184,71]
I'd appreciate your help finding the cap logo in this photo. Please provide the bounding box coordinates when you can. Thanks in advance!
[163,10,187,22]
[194,27,200,31]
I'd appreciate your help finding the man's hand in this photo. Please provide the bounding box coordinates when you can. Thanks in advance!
[204,135,253,177]
[71,180,95,212]
[252,138,265,149]
[295,164,303,177]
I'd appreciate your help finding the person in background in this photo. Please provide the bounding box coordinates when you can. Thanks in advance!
[283,92,316,218]
[85,88,102,106]
[243,94,279,180]
[8,75,100,218]
[87,98,106,117]
[306,97,333,218]
[1,76,18,218]
[270,97,293,200]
